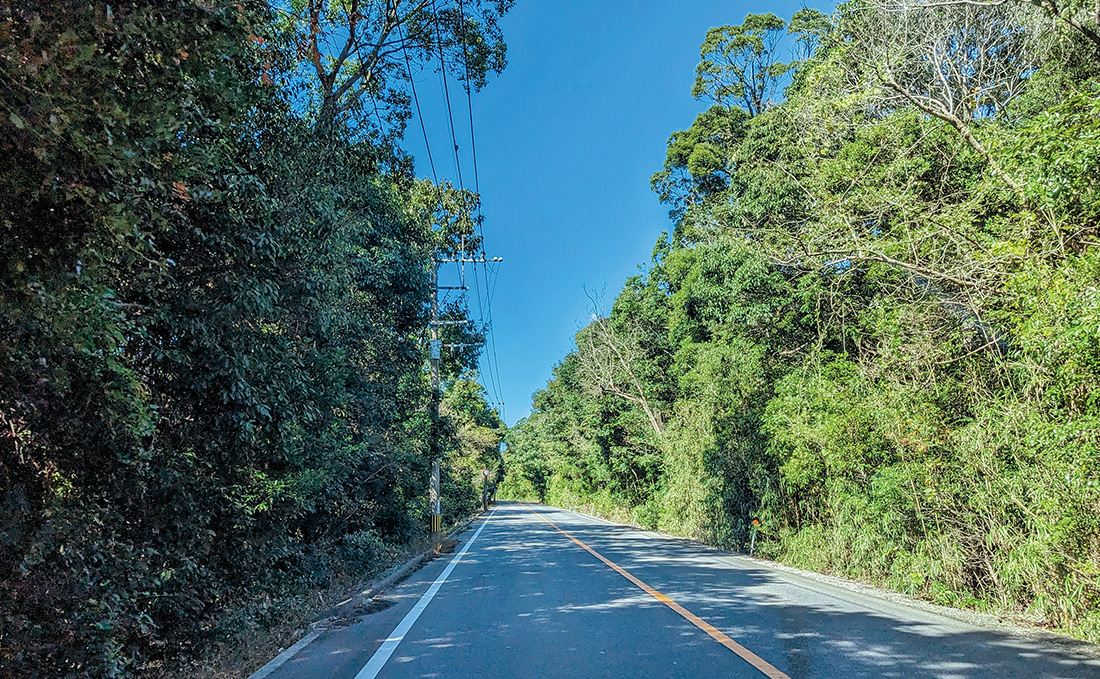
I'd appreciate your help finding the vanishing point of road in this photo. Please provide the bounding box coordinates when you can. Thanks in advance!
[258,502,1100,679]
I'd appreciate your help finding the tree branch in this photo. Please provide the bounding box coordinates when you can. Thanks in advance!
[776,247,989,290]
[880,71,1023,195]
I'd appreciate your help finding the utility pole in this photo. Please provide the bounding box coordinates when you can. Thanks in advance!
[429,262,442,537]
[429,253,502,535]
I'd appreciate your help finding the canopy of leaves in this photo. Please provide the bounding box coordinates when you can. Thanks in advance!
[505,5,1100,643]
[0,2,505,676]
[277,0,512,134]
[692,13,791,116]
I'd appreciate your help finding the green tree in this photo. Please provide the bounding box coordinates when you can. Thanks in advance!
[515,3,1100,642]
[0,0,511,675]
[692,13,791,117]
[279,0,513,133]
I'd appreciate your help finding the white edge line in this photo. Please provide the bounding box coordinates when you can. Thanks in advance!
[353,508,495,679]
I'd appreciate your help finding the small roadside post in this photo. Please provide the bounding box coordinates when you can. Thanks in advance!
[749,519,759,556]
[430,461,441,536]
[481,468,490,511]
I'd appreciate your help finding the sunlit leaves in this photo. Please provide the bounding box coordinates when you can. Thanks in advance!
[510,2,1100,641]
[692,13,791,116]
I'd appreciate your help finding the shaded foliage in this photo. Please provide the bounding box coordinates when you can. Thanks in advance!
[0,1,506,677]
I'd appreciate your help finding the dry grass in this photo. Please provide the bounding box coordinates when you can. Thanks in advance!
[150,533,448,679]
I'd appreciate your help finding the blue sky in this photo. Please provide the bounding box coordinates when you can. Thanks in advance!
[403,0,823,425]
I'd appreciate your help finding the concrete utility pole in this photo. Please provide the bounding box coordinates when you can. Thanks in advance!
[429,261,445,536]
[429,253,502,535]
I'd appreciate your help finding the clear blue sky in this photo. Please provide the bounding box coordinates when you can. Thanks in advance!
[404,0,825,425]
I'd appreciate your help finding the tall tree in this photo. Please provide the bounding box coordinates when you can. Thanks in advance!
[280,0,513,133]
[844,0,1053,194]
[692,13,791,117]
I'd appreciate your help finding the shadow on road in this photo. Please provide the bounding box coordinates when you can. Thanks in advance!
[495,503,1100,679]
[279,503,1100,679]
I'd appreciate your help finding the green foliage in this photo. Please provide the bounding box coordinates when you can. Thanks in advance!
[787,8,832,63]
[277,0,512,134]
[440,377,505,517]
[692,13,790,116]
[650,105,747,224]
[509,4,1100,643]
[1012,88,1100,240]
[0,3,505,677]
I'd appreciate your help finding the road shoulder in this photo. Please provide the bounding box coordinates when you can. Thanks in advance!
[550,503,1100,660]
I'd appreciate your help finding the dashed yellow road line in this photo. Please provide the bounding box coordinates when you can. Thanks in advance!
[521,503,792,679]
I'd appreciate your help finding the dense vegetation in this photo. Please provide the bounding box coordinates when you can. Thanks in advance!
[0,1,507,677]
[502,0,1100,641]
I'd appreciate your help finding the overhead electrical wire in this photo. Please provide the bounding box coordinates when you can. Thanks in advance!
[426,0,504,417]
[456,0,506,419]
[399,23,438,185]
[433,1,465,189]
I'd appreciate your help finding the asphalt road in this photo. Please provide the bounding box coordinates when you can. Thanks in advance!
[260,502,1100,679]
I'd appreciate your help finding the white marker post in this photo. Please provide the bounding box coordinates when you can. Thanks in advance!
[430,461,441,534]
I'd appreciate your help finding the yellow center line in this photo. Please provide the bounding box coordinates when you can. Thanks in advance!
[521,503,792,679]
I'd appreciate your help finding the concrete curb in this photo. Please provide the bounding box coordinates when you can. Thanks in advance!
[245,630,322,679]
[310,513,479,624]
[244,512,483,679]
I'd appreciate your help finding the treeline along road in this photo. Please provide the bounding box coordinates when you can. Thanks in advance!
[501,0,1100,649]
[1,1,510,676]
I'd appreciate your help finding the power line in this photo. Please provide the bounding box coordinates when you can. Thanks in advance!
[431,0,503,417]
[432,0,464,189]
[414,0,504,420]
[456,0,505,419]
[458,0,481,198]
[399,23,438,184]
[468,246,496,402]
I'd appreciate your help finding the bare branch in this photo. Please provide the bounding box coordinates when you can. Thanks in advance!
[775,248,990,290]
[575,316,665,437]
[879,72,1023,194]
